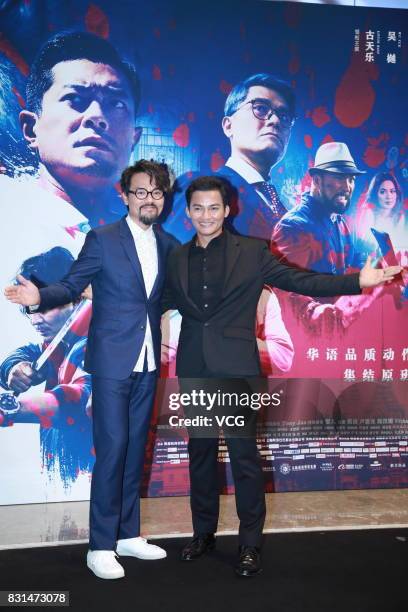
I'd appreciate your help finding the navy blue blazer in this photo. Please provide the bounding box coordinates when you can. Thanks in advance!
[39,216,179,380]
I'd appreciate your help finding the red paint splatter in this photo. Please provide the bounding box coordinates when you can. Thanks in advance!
[67,417,75,425]
[321,134,334,145]
[304,134,313,149]
[173,123,189,147]
[210,150,225,172]
[311,106,330,128]
[404,134,408,146]
[148,104,154,114]
[219,80,232,95]
[288,54,300,75]
[305,68,316,101]
[155,127,161,133]
[12,86,25,108]
[186,170,193,179]
[85,4,109,39]
[288,44,300,75]
[39,417,52,429]
[334,54,378,128]
[277,166,284,174]
[400,147,405,156]
[153,28,161,39]
[187,112,195,122]
[91,446,96,457]
[153,65,162,80]
[363,133,389,168]
[284,3,302,29]
[0,34,29,75]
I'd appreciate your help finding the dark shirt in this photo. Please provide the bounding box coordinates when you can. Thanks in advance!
[188,231,226,316]
[187,231,226,375]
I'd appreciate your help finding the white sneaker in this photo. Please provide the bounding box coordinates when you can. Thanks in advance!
[116,536,167,560]
[87,550,125,579]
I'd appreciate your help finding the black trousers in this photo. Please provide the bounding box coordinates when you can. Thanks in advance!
[179,376,266,548]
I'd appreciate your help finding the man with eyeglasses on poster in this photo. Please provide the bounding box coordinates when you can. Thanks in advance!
[219,73,295,241]
[166,72,296,244]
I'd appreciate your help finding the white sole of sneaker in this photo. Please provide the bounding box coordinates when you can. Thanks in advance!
[116,550,167,560]
[87,564,125,579]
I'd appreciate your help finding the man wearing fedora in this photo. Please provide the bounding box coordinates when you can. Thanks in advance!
[272,142,371,329]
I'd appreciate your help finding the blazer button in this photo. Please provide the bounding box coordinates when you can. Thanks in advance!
[204,322,210,327]
[140,325,145,330]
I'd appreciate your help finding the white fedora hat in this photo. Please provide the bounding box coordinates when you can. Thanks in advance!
[309,142,365,175]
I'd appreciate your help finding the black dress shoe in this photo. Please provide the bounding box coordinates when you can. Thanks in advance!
[235,546,262,577]
[181,534,216,561]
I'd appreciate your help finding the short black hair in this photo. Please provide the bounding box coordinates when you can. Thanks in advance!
[18,246,75,288]
[26,30,140,114]
[185,176,232,209]
[120,159,171,197]
[224,72,296,119]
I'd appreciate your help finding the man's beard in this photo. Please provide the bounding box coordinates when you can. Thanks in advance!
[139,205,159,226]
[323,193,351,214]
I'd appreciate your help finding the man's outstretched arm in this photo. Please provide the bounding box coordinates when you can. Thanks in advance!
[4,230,102,310]
[261,244,402,297]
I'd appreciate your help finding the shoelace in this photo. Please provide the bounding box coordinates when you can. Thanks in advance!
[240,548,258,563]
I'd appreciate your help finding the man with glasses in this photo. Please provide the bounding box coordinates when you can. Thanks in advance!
[220,72,295,240]
[165,72,296,243]
[4,160,179,579]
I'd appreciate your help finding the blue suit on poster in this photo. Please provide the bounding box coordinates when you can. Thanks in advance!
[38,216,178,549]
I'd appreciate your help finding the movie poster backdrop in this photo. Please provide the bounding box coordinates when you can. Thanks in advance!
[0,0,406,503]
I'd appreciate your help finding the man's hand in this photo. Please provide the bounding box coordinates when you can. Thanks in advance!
[81,284,93,300]
[7,362,35,394]
[359,256,402,289]
[4,274,40,306]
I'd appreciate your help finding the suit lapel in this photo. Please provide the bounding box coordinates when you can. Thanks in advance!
[119,217,147,298]
[222,230,241,298]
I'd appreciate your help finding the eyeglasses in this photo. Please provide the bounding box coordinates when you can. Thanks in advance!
[236,98,295,128]
[128,188,165,200]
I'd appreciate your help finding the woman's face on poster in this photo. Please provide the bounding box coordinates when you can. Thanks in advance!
[377,180,398,211]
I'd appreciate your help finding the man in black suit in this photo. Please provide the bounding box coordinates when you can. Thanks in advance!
[162,175,401,577]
